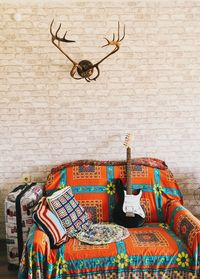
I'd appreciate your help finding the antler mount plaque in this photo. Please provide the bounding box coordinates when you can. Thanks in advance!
[50,20,125,82]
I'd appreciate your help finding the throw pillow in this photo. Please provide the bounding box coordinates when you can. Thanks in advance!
[46,186,91,238]
[32,197,68,248]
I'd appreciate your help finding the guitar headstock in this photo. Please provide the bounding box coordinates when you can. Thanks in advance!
[123,133,132,149]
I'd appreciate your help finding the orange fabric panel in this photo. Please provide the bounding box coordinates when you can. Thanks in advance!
[67,165,108,186]
[126,227,179,256]
[64,238,118,260]
[73,193,109,222]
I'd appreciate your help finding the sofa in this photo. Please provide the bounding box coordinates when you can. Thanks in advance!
[18,158,200,279]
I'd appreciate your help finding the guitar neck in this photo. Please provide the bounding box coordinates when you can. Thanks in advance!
[126,147,132,195]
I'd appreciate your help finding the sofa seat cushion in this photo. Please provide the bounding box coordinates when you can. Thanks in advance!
[64,223,189,261]
[39,223,193,278]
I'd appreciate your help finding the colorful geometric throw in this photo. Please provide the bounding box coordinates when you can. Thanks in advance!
[18,159,200,279]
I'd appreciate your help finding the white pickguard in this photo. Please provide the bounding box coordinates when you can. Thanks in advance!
[122,190,145,219]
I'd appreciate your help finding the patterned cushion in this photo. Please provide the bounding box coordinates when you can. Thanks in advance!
[46,187,91,237]
[32,197,67,248]
[76,223,130,245]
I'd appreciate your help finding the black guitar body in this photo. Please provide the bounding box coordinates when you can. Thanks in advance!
[113,179,145,228]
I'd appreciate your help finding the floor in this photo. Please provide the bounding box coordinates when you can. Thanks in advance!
[0,240,18,279]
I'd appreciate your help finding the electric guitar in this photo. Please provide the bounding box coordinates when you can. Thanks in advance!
[113,134,145,227]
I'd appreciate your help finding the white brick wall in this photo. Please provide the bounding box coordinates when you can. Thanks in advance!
[1,0,200,238]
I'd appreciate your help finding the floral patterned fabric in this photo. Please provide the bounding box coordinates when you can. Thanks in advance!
[49,157,168,175]
[44,159,183,224]
[165,200,200,270]
[19,223,199,279]
[18,159,200,279]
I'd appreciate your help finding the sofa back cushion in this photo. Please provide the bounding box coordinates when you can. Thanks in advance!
[44,158,183,223]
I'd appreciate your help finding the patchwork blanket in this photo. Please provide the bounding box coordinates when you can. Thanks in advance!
[18,158,200,279]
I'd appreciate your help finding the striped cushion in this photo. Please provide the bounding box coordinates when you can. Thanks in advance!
[32,197,67,248]
[47,186,91,238]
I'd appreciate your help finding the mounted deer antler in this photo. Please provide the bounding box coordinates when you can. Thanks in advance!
[50,20,125,82]
[50,20,81,80]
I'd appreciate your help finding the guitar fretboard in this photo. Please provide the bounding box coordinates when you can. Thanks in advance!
[126,147,132,195]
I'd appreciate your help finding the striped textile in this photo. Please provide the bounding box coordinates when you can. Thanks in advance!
[32,197,67,248]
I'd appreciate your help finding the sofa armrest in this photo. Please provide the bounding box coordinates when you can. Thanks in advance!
[19,224,51,278]
[165,200,200,266]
